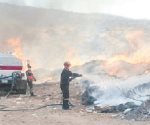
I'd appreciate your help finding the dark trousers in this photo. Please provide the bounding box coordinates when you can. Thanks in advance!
[60,84,69,109]
[27,80,34,95]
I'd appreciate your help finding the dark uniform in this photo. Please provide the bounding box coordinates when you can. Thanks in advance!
[60,68,81,109]
[26,69,36,96]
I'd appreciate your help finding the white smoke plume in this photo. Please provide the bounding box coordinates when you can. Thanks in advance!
[0,3,150,76]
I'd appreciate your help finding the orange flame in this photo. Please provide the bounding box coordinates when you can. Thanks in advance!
[7,38,27,70]
[102,29,150,77]
[65,46,82,66]
[7,38,24,60]
[125,30,144,49]
[107,30,150,64]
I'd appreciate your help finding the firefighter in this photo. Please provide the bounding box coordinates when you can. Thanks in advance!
[26,65,36,96]
[60,61,82,110]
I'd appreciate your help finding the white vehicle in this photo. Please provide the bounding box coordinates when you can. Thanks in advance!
[0,53,27,95]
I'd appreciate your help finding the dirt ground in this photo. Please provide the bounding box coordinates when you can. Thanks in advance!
[0,82,150,125]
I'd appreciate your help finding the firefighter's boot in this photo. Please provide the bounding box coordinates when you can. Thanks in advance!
[62,99,69,110]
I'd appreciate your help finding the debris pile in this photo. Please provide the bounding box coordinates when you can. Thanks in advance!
[81,80,150,121]
[94,102,138,113]
[81,86,97,105]
[123,99,150,121]
[81,81,103,106]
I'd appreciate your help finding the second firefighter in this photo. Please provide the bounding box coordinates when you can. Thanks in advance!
[26,65,36,96]
[60,61,82,110]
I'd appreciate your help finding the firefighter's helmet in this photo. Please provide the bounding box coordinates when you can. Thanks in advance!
[27,64,31,69]
[64,61,71,67]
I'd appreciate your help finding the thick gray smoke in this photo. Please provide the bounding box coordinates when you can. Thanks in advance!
[0,3,150,74]
[0,0,60,8]
[1,4,150,106]
[0,0,76,11]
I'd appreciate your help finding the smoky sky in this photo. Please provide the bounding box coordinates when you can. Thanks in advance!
[0,0,63,9]
[0,0,150,19]
[0,1,150,71]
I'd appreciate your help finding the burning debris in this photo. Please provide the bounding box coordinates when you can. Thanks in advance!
[93,99,150,121]
[7,38,25,60]
[81,78,150,121]
[124,82,150,101]
[1,4,150,124]
[81,85,97,105]
[81,80,103,106]
[122,99,150,121]
[94,102,138,113]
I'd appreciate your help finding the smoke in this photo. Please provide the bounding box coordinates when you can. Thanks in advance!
[1,4,150,106]
[0,0,64,10]
[79,71,150,106]
[0,0,150,20]
[1,28,150,76]
[0,4,150,76]
[7,38,24,60]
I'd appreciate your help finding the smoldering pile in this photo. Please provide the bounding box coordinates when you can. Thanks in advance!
[93,99,150,121]
[81,79,103,106]
[122,99,150,121]
[81,79,150,121]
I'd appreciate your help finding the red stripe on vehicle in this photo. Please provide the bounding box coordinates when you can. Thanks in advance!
[0,66,22,70]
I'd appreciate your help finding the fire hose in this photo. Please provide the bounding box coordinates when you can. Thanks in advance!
[0,103,75,112]
[0,93,76,112]
[0,73,80,111]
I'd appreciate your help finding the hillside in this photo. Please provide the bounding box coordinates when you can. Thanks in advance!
[0,3,150,70]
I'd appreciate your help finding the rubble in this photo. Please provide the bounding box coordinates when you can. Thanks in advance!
[81,85,99,105]
[123,99,150,121]
[94,102,138,113]
[81,80,103,106]
[81,79,150,121]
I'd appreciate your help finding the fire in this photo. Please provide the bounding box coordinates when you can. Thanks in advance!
[107,30,150,65]
[7,38,24,60]
[103,50,150,77]
[65,46,82,66]
[125,30,144,49]
[7,38,27,70]
[106,49,150,65]
[102,29,150,77]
